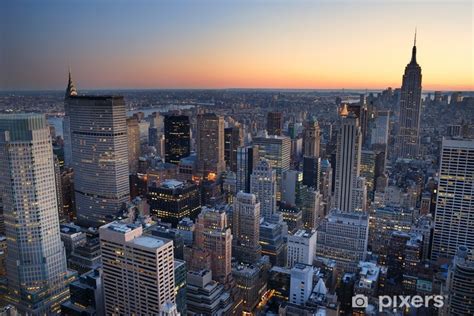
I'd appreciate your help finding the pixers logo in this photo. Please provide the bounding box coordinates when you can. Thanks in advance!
[352,294,445,312]
[378,295,445,312]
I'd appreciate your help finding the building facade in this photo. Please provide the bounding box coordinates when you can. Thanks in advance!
[0,114,70,314]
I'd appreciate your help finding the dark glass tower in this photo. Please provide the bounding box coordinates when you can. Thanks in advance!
[164,115,191,165]
[396,32,422,159]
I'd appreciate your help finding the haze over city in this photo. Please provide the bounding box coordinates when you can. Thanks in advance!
[1,0,472,91]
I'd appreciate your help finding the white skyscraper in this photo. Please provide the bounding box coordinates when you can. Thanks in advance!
[0,114,70,314]
[289,263,314,305]
[334,105,363,212]
[287,229,317,268]
[250,158,277,219]
[253,134,291,201]
[99,222,175,315]
[431,138,474,260]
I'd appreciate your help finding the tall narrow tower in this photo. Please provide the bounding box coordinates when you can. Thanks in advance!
[196,113,225,179]
[396,31,423,159]
[334,105,363,212]
[0,114,70,314]
[431,138,474,260]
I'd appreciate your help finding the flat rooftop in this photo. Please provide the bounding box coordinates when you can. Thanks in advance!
[131,236,164,249]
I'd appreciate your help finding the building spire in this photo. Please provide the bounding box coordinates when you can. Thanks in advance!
[410,28,417,64]
[65,66,77,99]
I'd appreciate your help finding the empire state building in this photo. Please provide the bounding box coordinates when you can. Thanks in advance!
[396,32,422,159]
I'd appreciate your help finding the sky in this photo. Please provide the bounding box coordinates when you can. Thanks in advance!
[0,0,472,91]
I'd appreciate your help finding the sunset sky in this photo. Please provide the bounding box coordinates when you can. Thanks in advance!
[1,0,472,91]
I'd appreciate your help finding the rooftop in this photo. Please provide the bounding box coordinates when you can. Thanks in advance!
[131,236,164,249]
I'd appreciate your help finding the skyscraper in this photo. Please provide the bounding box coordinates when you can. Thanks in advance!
[0,114,70,314]
[232,192,262,264]
[303,117,320,158]
[253,134,291,201]
[196,113,225,179]
[267,111,283,136]
[334,105,363,212]
[445,246,474,315]
[224,124,243,172]
[127,117,141,174]
[148,179,201,227]
[63,69,77,167]
[395,32,423,159]
[194,207,232,283]
[99,222,175,315]
[164,115,191,165]
[65,94,130,227]
[316,211,369,272]
[236,145,259,193]
[250,158,277,219]
[431,138,474,260]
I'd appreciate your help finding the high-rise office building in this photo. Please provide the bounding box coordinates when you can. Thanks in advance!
[431,138,474,260]
[232,192,262,264]
[236,145,259,193]
[99,222,175,315]
[445,246,474,315]
[127,117,141,174]
[320,159,333,216]
[334,105,362,212]
[303,117,320,158]
[148,179,201,227]
[194,206,232,283]
[164,115,191,165]
[250,158,277,219]
[395,33,423,159]
[316,211,369,272]
[267,111,283,136]
[253,134,291,201]
[224,125,243,172]
[196,113,225,179]
[0,114,70,314]
[371,110,390,146]
[65,94,130,227]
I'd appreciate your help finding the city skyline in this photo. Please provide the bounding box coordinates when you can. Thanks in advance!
[1,0,472,91]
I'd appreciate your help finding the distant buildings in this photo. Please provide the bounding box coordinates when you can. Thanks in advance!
[164,115,191,165]
[432,138,474,260]
[224,124,243,172]
[127,117,141,174]
[0,114,70,314]
[196,113,225,179]
[99,222,175,315]
[267,111,283,136]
